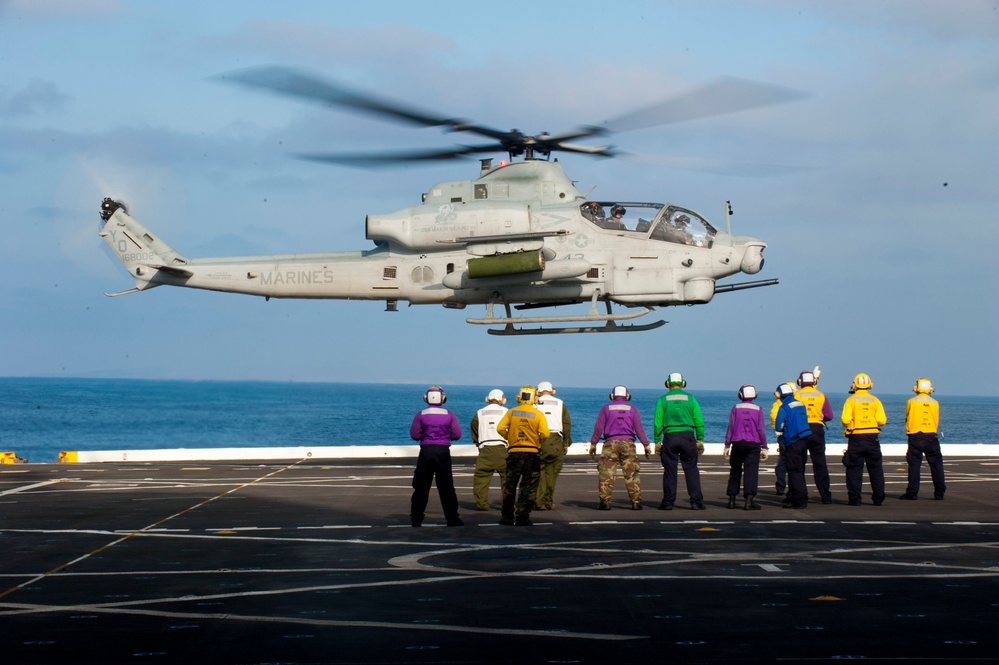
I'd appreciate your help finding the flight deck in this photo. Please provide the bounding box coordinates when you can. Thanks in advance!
[2,455,998,663]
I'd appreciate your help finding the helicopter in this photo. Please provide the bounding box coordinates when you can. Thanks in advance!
[98,66,802,335]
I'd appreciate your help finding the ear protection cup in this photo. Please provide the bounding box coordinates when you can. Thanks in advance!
[424,386,446,405]
[609,385,631,401]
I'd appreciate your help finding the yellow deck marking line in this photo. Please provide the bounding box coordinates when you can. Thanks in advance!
[0,458,306,600]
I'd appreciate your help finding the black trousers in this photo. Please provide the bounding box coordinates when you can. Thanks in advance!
[726,441,761,497]
[844,433,885,505]
[905,432,946,499]
[410,445,460,522]
[806,423,832,502]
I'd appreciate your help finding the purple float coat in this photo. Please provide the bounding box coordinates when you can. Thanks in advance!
[590,398,650,446]
[410,407,462,446]
[724,400,768,447]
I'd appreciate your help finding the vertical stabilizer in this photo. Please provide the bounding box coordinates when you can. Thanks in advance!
[98,198,191,292]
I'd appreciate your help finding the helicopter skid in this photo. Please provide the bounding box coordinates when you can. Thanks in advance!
[468,295,666,335]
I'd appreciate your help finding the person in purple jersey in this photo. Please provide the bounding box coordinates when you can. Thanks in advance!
[723,384,769,511]
[409,385,463,528]
[590,385,652,510]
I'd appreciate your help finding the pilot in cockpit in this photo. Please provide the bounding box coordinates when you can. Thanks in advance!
[607,205,627,229]
[581,201,605,223]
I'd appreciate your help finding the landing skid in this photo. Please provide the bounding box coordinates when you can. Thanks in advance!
[466,293,666,335]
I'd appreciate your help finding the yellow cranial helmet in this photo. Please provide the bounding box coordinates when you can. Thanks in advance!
[517,385,537,404]
[913,377,934,394]
[851,373,873,392]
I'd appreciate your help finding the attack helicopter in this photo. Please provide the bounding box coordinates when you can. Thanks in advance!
[98,66,802,334]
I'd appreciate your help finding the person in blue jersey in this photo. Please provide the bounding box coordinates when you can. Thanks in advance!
[409,385,463,527]
[774,383,813,509]
[723,384,769,511]
[654,372,706,510]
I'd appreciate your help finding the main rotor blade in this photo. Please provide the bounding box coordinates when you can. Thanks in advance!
[622,152,812,177]
[297,143,504,167]
[604,76,808,133]
[216,65,516,141]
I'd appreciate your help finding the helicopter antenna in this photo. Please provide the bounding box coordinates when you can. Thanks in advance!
[725,200,733,235]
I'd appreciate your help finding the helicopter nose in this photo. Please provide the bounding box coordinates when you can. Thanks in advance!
[740,242,766,274]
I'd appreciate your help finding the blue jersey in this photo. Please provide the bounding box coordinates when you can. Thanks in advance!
[775,396,811,445]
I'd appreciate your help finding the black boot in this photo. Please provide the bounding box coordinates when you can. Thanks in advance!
[745,494,761,511]
[727,495,737,509]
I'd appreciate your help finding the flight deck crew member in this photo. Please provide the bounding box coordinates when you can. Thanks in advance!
[900,377,946,500]
[841,373,888,506]
[496,386,550,526]
[795,368,835,504]
[654,373,706,510]
[409,386,463,527]
[534,381,572,511]
[470,389,509,511]
[774,383,813,509]
[769,382,795,496]
[724,384,768,511]
[590,385,651,510]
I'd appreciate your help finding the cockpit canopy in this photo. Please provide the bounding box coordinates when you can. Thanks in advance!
[580,201,717,248]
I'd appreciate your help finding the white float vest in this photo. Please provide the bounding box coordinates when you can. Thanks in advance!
[476,404,509,446]
[536,396,564,436]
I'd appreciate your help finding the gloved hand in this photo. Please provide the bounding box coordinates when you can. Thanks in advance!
[696,440,705,456]
[760,448,769,462]
[588,444,597,461]
[643,445,651,459]
[723,446,731,460]
[655,442,662,456]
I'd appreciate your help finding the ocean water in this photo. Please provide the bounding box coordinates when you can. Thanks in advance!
[2,378,997,463]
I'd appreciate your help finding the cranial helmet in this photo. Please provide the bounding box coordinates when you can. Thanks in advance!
[913,377,934,394]
[486,389,506,405]
[537,381,554,394]
[610,385,631,401]
[851,373,873,392]
[517,385,537,405]
[424,385,446,405]
[774,383,795,400]
[738,384,757,401]
[666,372,686,388]
[797,370,816,387]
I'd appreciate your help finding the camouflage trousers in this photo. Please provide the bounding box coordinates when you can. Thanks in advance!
[598,439,641,502]
[502,451,541,520]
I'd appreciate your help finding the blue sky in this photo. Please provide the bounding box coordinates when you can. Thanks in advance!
[1,0,997,396]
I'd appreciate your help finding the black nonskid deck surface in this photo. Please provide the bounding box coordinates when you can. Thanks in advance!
[2,456,998,664]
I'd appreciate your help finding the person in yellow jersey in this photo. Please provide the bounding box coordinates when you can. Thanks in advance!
[900,377,946,501]
[841,373,888,506]
[795,368,834,504]
[496,386,550,526]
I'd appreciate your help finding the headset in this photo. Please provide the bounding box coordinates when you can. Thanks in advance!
[774,383,795,400]
[665,372,686,389]
[913,377,934,394]
[797,370,816,388]
[738,384,757,400]
[424,385,446,405]
[609,385,631,401]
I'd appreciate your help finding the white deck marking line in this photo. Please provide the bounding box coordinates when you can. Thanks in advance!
[0,602,645,640]
[0,479,65,496]
[0,458,308,601]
